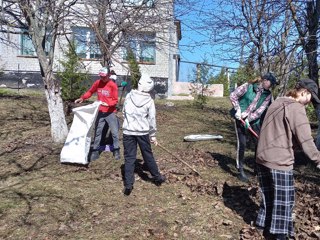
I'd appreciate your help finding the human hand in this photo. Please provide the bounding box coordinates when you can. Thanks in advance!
[121,81,127,87]
[150,136,158,146]
[110,75,117,81]
[74,98,83,104]
[101,102,108,106]
[234,108,241,120]
[244,119,251,130]
[241,112,248,119]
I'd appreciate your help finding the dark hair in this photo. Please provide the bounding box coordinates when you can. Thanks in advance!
[248,77,262,84]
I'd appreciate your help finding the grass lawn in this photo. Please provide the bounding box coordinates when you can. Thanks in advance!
[0,89,319,239]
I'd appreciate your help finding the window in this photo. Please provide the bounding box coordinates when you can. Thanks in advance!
[123,0,155,7]
[20,31,51,56]
[21,33,36,56]
[72,27,102,59]
[123,33,156,64]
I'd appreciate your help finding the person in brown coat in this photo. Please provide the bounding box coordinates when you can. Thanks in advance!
[255,78,320,239]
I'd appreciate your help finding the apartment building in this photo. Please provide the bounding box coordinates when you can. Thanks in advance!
[0,0,181,96]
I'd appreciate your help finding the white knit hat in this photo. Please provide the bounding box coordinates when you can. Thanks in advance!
[99,67,109,77]
[138,73,154,92]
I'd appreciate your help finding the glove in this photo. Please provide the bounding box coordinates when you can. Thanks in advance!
[110,75,117,81]
[241,112,248,119]
[234,108,241,120]
[74,98,83,104]
[244,119,251,130]
[150,136,158,146]
[101,102,108,106]
[121,81,127,87]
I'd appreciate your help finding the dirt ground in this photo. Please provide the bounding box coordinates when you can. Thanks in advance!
[0,89,319,240]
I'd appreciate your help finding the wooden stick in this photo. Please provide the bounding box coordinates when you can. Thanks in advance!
[157,143,200,176]
[240,119,259,139]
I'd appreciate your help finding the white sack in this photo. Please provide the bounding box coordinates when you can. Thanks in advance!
[60,101,101,165]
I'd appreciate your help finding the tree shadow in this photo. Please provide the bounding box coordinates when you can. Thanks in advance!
[222,182,260,224]
[0,145,56,181]
[1,188,89,237]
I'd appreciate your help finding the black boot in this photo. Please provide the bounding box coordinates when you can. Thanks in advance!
[123,186,133,196]
[275,234,287,240]
[238,168,248,183]
[90,150,100,161]
[154,175,166,186]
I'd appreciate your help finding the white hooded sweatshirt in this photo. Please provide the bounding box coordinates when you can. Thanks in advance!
[122,89,156,137]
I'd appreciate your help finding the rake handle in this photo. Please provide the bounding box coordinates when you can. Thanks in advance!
[157,143,200,176]
[240,119,259,139]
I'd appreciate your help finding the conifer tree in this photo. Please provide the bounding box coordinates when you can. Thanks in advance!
[127,48,141,89]
[57,41,88,102]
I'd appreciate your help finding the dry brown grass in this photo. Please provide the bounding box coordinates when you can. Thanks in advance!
[0,89,319,240]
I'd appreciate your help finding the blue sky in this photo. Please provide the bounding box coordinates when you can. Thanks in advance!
[175,1,239,82]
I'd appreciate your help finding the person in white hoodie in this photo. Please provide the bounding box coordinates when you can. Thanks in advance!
[122,74,166,196]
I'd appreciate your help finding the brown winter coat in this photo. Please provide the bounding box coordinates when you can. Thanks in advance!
[256,97,320,171]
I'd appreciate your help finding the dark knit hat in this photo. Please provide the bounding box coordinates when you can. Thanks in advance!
[297,78,320,104]
[262,72,278,85]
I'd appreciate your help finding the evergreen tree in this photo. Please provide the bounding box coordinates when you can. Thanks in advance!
[209,68,229,96]
[127,48,141,89]
[57,41,88,102]
[190,61,212,109]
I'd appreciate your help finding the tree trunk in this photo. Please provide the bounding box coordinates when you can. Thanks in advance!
[44,88,69,143]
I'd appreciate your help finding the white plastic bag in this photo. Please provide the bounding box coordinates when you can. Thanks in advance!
[60,101,101,165]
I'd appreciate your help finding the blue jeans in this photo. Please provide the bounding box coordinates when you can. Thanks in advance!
[92,112,120,153]
[123,134,162,188]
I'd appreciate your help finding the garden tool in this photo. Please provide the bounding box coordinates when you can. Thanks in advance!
[157,143,200,176]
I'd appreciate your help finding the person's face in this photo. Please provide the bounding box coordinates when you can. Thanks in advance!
[262,79,272,90]
[298,89,312,105]
[100,75,109,82]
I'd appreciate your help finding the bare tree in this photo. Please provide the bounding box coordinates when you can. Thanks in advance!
[0,0,79,143]
[289,0,319,82]
[176,1,303,91]
[71,0,175,71]
[288,0,320,148]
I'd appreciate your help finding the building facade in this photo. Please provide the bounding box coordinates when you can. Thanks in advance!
[0,0,181,97]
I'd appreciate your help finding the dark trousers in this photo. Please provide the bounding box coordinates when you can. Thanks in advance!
[235,119,260,169]
[123,134,161,188]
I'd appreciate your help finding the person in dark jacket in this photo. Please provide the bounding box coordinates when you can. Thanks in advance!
[230,73,277,182]
[255,78,320,239]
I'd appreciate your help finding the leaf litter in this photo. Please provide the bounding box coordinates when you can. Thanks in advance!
[1,92,320,239]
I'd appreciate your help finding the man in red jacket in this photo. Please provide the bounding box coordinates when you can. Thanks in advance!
[75,67,120,161]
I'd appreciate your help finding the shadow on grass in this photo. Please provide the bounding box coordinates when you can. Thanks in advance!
[121,159,153,182]
[222,182,259,224]
[1,188,88,238]
[0,146,55,181]
[207,152,238,178]
[120,159,163,185]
